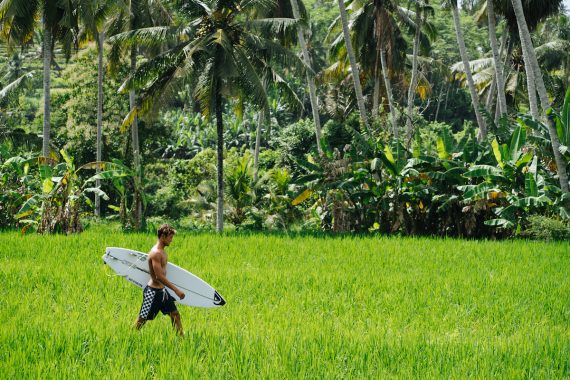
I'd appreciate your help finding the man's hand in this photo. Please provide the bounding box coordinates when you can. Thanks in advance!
[175,289,186,300]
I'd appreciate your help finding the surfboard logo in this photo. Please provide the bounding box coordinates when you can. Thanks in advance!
[213,291,226,306]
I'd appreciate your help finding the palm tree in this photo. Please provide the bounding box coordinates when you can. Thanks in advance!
[405,1,435,140]
[443,0,487,141]
[289,0,323,153]
[108,0,172,228]
[0,0,76,157]
[76,0,117,217]
[337,0,368,126]
[113,0,304,232]
[510,0,568,193]
[327,0,433,137]
[486,0,508,117]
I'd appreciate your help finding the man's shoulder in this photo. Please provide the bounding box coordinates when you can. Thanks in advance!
[148,247,165,259]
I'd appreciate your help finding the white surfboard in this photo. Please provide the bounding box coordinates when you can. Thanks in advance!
[103,247,226,308]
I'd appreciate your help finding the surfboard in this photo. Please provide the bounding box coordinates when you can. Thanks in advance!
[103,247,226,308]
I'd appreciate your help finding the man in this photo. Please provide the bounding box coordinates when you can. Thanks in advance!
[134,224,186,336]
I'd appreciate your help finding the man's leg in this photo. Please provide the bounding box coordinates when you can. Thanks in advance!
[134,317,147,330]
[168,311,183,336]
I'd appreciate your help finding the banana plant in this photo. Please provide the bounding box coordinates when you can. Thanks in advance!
[458,124,555,230]
[15,151,131,234]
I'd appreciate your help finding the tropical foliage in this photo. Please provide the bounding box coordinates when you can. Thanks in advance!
[0,0,568,237]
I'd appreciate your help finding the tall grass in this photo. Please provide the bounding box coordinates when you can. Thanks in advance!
[1,228,568,378]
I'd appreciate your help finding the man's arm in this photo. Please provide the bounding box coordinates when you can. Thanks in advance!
[149,253,186,300]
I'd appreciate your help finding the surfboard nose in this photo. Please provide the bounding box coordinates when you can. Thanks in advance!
[214,291,226,306]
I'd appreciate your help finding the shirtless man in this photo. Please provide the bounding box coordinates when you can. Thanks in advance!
[134,224,186,336]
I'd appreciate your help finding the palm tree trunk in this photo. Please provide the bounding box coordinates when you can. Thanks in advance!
[487,0,507,116]
[372,68,380,119]
[451,4,487,141]
[95,31,104,218]
[406,8,422,140]
[337,0,368,126]
[253,109,264,182]
[42,22,52,157]
[511,0,569,193]
[380,47,397,138]
[485,74,497,112]
[215,92,224,232]
[290,0,322,153]
[129,45,143,228]
[434,83,446,122]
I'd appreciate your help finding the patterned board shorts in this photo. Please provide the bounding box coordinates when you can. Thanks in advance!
[139,286,178,320]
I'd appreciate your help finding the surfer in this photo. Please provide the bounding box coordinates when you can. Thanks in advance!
[134,224,186,336]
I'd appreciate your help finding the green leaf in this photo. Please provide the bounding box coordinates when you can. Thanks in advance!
[524,172,538,197]
[83,187,110,201]
[509,126,526,162]
[42,178,54,194]
[458,183,498,200]
[491,139,502,167]
[515,152,533,169]
[484,218,515,228]
[464,165,503,178]
[436,137,448,160]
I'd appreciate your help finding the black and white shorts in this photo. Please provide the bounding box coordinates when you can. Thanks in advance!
[139,286,178,320]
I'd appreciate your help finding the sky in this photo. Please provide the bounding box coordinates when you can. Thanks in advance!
[565,0,570,14]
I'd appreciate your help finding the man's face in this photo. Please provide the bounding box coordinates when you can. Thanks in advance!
[161,234,175,246]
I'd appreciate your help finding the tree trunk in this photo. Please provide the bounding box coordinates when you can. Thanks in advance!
[129,45,143,228]
[487,0,507,116]
[290,0,322,153]
[372,68,380,119]
[253,109,264,182]
[42,23,52,157]
[434,83,446,122]
[337,0,368,126]
[406,8,422,140]
[511,0,569,193]
[451,5,487,141]
[95,31,104,218]
[215,92,224,232]
[380,47,397,138]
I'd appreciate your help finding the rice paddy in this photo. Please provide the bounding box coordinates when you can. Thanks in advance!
[1,227,568,378]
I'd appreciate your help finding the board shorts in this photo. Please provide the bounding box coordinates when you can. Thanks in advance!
[139,286,178,320]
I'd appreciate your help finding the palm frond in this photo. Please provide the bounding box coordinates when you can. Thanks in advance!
[246,17,303,35]
[108,26,182,47]
[451,57,494,74]
[118,41,188,93]
[0,70,33,104]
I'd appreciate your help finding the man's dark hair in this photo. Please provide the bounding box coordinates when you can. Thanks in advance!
[158,224,177,238]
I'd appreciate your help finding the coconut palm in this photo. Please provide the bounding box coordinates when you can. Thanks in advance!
[337,0,368,126]
[107,0,172,228]
[404,0,435,140]
[442,0,487,142]
[327,0,436,138]
[486,0,508,117]
[0,0,77,157]
[510,0,568,193]
[289,0,322,152]
[489,0,563,118]
[75,0,118,217]
[113,0,304,231]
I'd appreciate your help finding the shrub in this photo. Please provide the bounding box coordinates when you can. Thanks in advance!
[522,215,570,241]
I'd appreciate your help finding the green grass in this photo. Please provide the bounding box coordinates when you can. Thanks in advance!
[1,228,569,378]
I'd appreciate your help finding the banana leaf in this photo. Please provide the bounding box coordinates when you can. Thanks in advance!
[463,165,503,178]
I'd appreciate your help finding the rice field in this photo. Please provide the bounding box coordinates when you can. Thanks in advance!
[1,227,569,379]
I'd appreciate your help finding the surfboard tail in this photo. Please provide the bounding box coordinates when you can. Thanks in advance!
[214,291,226,306]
